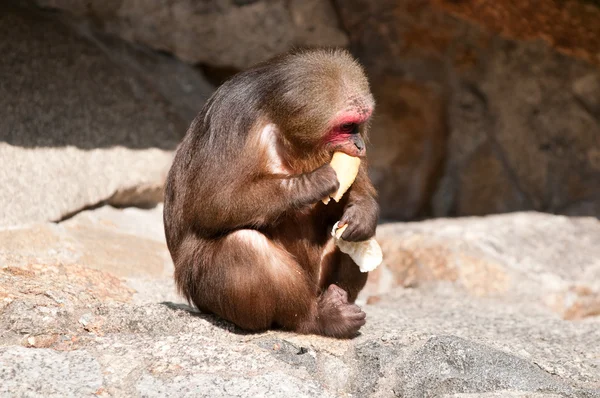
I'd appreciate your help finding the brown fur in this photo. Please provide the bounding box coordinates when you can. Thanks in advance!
[163,49,378,338]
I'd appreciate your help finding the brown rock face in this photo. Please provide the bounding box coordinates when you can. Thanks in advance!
[337,0,600,220]
[368,77,447,220]
[431,0,600,67]
[32,0,349,69]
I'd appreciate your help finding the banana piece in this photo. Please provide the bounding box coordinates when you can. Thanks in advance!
[331,222,383,273]
[322,152,361,204]
[321,152,382,272]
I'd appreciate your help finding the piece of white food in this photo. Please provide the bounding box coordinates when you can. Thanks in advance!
[322,151,383,272]
[331,222,382,273]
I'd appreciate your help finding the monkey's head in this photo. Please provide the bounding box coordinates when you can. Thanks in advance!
[267,49,375,161]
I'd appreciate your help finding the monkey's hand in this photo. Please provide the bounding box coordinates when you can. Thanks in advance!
[289,164,340,207]
[332,221,382,273]
[191,164,339,232]
[337,199,378,242]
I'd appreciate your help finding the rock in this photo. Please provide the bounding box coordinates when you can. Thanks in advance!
[368,287,600,397]
[1,208,600,396]
[336,0,600,220]
[440,39,600,218]
[573,73,600,121]
[0,2,213,227]
[367,77,447,220]
[1,286,599,396]
[396,335,582,397]
[0,204,177,314]
[429,0,600,68]
[365,212,600,321]
[0,347,104,397]
[32,0,349,69]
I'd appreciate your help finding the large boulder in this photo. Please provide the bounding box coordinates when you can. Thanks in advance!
[0,2,213,227]
[0,205,177,306]
[32,0,349,70]
[1,208,599,396]
[366,212,600,321]
[336,0,600,220]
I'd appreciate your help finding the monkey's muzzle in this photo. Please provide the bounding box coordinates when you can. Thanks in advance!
[352,135,365,152]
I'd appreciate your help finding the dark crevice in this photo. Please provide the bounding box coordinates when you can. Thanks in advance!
[489,131,537,211]
[418,104,452,220]
[573,95,600,123]
[198,63,241,87]
[54,200,163,224]
[53,200,111,224]
[553,194,600,216]
[580,0,600,7]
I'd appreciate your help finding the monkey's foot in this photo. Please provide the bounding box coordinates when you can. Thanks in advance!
[317,284,366,338]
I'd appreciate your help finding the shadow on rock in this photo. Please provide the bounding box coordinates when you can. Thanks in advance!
[160,301,264,337]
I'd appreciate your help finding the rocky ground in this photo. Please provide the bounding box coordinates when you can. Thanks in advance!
[1,208,598,397]
[2,1,600,397]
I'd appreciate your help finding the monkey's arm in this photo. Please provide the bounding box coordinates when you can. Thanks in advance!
[337,163,379,242]
[195,164,339,234]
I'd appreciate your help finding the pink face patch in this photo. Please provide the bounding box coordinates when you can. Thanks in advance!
[330,109,372,129]
[323,108,372,145]
[326,132,353,145]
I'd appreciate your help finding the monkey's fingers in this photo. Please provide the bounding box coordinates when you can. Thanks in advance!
[332,223,348,239]
[342,304,366,317]
[339,222,373,242]
[320,284,349,306]
[339,305,366,324]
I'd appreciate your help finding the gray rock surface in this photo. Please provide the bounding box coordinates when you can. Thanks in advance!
[0,2,213,227]
[0,204,177,306]
[0,347,103,397]
[1,208,599,397]
[1,287,598,397]
[32,0,349,69]
[367,212,600,321]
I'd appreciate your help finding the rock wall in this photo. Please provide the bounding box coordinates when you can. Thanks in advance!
[0,2,213,226]
[5,0,600,223]
[1,0,350,227]
[337,0,600,220]
[32,0,348,70]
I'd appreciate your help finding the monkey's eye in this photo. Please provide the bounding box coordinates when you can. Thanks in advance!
[339,123,358,134]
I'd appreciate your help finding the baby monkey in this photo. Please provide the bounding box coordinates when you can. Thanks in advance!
[163,48,378,338]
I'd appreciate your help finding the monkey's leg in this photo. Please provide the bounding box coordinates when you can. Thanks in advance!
[176,230,365,338]
[332,253,369,303]
[319,245,369,303]
[312,243,368,337]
